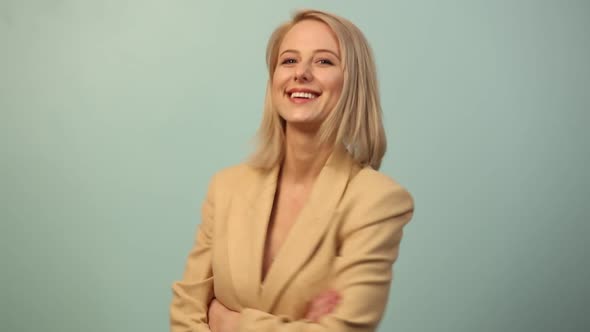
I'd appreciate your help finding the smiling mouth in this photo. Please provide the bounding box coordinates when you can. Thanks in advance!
[289,91,319,100]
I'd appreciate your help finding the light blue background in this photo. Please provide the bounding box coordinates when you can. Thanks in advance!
[1,1,589,331]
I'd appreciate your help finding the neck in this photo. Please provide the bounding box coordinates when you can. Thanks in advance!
[281,123,333,186]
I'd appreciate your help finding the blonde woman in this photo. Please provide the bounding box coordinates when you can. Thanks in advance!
[171,9,414,332]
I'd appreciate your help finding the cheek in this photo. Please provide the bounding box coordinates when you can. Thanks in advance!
[327,76,344,100]
[322,70,344,93]
[272,69,289,90]
[270,82,284,102]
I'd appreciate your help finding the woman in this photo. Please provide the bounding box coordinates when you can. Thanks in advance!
[170,9,414,332]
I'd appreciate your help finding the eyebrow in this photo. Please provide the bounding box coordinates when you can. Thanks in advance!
[279,49,340,59]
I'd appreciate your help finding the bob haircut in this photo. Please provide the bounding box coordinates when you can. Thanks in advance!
[249,9,387,170]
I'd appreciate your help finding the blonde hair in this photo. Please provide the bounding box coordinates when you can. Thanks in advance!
[249,9,386,170]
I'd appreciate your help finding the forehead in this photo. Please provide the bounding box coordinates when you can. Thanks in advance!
[279,19,340,54]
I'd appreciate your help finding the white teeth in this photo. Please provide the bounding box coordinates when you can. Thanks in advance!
[290,91,318,99]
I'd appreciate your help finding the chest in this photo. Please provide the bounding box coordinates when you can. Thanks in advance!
[262,190,307,278]
[210,175,347,317]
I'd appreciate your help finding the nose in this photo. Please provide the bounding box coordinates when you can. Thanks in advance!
[294,61,313,82]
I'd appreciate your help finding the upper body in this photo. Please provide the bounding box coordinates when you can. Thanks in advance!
[170,145,414,331]
[171,9,415,332]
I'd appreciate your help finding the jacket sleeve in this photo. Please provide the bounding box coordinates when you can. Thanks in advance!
[170,175,218,332]
[237,184,415,332]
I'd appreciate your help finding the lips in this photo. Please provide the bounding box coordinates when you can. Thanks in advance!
[286,88,321,101]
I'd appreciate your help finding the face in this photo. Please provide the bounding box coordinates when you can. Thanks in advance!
[271,20,344,128]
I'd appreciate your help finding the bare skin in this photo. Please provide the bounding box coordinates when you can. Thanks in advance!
[262,127,332,282]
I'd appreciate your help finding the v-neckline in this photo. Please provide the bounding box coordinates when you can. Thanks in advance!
[226,144,353,311]
[259,166,319,286]
[260,169,298,286]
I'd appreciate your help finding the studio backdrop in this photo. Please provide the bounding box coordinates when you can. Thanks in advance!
[1,1,589,331]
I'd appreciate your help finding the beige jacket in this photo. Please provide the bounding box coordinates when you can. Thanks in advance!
[170,146,414,331]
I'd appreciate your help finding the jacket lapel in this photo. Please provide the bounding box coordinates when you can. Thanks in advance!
[259,145,354,312]
[226,165,279,308]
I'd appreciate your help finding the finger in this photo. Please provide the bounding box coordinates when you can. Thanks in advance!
[308,306,331,323]
[306,300,338,322]
[316,301,337,317]
[305,290,341,320]
[312,292,340,311]
[305,303,323,321]
[314,296,342,319]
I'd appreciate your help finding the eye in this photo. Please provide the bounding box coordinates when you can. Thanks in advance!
[281,58,297,65]
[317,59,334,65]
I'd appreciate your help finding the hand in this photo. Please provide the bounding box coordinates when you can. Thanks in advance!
[305,289,341,322]
[208,298,240,332]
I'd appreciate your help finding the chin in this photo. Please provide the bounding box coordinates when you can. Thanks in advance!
[280,111,320,122]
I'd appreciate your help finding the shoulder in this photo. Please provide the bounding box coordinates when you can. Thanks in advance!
[340,167,415,229]
[349,167,413,207]
[205,162,264,196]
